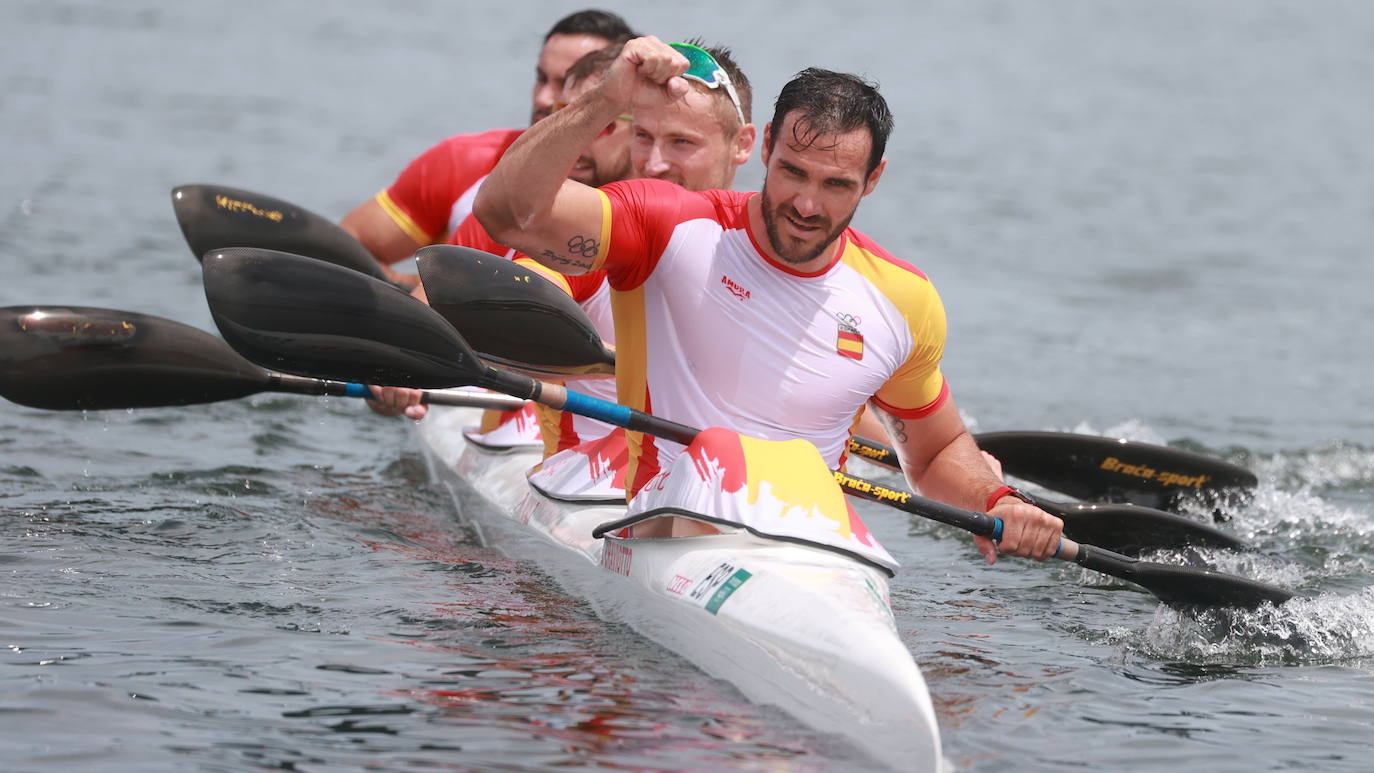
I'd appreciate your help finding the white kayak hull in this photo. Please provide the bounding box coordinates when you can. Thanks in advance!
[415,403,942,770]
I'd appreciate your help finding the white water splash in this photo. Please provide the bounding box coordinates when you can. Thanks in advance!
[1250,440,1374,490]
[1131,587,1374,665]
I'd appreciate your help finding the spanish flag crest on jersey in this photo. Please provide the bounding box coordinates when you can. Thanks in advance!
[836,315,864,360]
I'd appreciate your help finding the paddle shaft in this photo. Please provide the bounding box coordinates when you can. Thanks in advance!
[835,469,1080,559]
[272,373,527,410]
[844,435,1248,553]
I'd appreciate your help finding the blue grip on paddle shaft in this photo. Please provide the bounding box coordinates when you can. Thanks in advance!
[562,389,633,428]
[344,383,370,398]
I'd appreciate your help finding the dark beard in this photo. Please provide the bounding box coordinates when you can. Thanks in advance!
[759,185,854,266]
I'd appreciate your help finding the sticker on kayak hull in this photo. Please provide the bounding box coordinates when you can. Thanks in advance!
[602,541,632,576]
[688,562,752,615]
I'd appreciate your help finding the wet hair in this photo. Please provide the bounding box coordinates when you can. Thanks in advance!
[565,43,623,88]
[768,68,892,175]
[544,9,636,44]
[682,37,753,131]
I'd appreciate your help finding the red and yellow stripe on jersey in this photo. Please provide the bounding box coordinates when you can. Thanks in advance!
[591,179,949,498]
[373,128,523,252]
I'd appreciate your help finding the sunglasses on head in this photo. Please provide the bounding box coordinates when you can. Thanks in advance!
[553,101,633,137]
[669,42,746,127]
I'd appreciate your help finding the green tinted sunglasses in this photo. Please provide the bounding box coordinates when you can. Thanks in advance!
[669,42,745,126]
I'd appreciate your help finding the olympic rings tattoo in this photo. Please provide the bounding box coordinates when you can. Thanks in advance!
[567,234,599,258]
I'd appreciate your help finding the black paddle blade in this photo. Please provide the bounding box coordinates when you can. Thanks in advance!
[415,245,617,377]
[976,431,1257,511]
[201,248,481,389]
[171,184,388,281]
[1076,545,1293,609]
[0,306,270,410]
[1054,501,1248,556]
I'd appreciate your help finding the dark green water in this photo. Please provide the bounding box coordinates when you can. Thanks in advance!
[4,1,1373,770]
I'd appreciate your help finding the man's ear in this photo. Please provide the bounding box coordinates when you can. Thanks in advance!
[733,123,758,167]
[862,157,887,197]
[759,122,773,165]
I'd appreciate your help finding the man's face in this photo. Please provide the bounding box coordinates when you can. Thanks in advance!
[564,77,633,187]
[631,87,749,192]
[532,33,608,125]
[759,111,882,265]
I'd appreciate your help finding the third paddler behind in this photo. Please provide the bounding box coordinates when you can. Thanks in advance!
[474,36,1063,562]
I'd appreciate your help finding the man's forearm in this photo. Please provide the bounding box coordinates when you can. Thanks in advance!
[906,430,1003,512]
[879,404,1002,512]
[474,95,622,269]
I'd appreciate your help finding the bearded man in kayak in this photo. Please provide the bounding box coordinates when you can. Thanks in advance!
[339,9,636,287]
[472,36,1063,563]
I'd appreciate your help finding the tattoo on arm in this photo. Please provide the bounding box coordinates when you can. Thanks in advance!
[890,418,909,444]
[537,234,599,272]
[567,234,598,257]
[540,249,592,271]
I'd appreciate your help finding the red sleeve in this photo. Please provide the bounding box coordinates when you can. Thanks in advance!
[564,271,608,303]
[598,179,696,291]
[382,129,522,243]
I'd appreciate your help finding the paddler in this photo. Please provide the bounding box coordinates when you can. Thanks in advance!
[339,10,636,288]
[368,40,758,471]
[471,36,1064,562]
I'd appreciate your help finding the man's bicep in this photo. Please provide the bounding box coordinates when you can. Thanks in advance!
[509,182,610,276]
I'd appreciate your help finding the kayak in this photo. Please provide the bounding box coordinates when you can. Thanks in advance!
[414,402,943,770]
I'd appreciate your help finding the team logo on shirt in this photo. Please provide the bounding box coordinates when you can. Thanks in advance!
[836,313,864,360]
[720,273,751,300]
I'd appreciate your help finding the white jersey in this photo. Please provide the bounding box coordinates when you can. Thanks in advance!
[592,180,951,498]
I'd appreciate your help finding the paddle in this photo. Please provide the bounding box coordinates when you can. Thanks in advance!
[414,244,615,378]
[170,183,400,285]
[971,431,1257,513]
[843,436,1246,554]
[0,305,526,413]
[199,246,1294,609]
[415,243,1257,511]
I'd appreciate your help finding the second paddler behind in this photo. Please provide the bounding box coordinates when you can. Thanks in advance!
[473,36,1063,562]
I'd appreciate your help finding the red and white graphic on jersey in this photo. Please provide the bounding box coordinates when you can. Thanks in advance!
[591,179,950,498]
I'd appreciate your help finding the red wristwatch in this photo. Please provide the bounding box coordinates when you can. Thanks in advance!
[984,484,1033,513]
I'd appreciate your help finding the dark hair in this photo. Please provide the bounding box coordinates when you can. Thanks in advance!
[768,68,892,175]
[681,37,752,130]
[565,43,623,87]
[544,9,636,44]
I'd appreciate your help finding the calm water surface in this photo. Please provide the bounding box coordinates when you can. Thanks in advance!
[3,1,1373,770]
